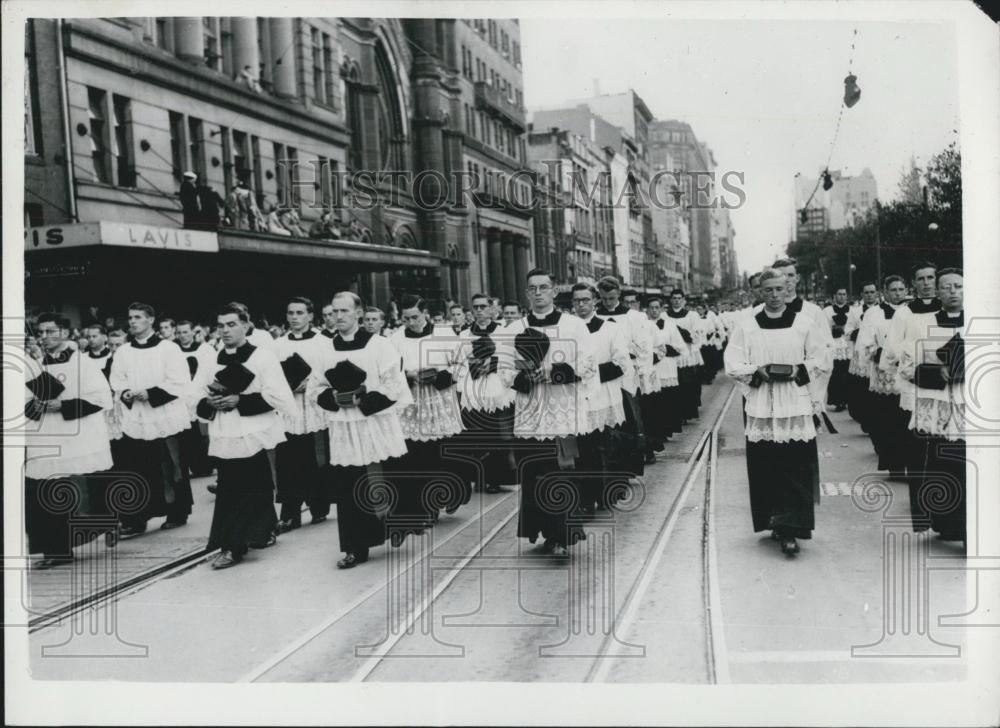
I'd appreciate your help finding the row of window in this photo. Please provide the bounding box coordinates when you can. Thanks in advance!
[85,84,343,211]
[460,46,523,108]
[464,19,521,67]
[139,18,340,111]
[462,104,525,161]
[465,160,532,207]
[86,87,136,188]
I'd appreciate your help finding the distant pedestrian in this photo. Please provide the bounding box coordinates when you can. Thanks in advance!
[180,171,200,229]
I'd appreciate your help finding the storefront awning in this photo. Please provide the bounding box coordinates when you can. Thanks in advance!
[25,222,438,271]
[218,230,437,270]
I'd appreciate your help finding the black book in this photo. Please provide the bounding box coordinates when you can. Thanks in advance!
[26,370,65,401]
[280,352,312,390]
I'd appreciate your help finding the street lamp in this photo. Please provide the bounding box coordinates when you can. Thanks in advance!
[848,262,857,297]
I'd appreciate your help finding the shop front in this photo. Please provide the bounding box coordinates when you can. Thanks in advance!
[25,221,437,328]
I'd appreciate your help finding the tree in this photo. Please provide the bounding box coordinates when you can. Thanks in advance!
[787,142,962,296]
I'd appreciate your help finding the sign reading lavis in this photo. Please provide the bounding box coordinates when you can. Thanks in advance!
[26,222,219,253]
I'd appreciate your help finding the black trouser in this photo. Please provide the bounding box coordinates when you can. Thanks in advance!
[116,435,193,527]
[515,440,584,548]
[180,420,212,477]
[275,431,330,522]
[207,450,278,556]
[332,460,393,556]
[827,359,850,407]
[909,434,966,538]
[458,405,516,488]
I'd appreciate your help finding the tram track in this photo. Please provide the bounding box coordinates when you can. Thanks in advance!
[347,382,737,684]
[29,382,737,686]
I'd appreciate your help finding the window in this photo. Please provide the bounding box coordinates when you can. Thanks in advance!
[322,34,335,108]
[287,146,300,209]
[203,17,220,70]
[155,18,172,51]
[345,75,363,170]
[220,18,234,76]
[513,41,521,68]
[515,88,523,108]
[257,18,272,90]
[273,142,286,206]
[232,130,250,186]
[112,95,135,187]
[187,116,206,181]
[219,125,232,196]
[87,87,111,183]
[251,135,263,206]
[311,27,324,102]
[25,22,42,156]
[25,203,44,228]
[168,111,186,180]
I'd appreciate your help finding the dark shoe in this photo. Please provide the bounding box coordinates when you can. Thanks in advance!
[311,515,328,525]
[484,484,501,494]
[644,452,657,465]
[337,551,369,569]
[445,504,460,515]
[211,551,242,570]
[206,483,218,494]
[275,518,300,535]
[539,538,557,554]
[249,533,277,549]
[780,538,800,555]
[34,556,74,570]
[160,520,187,530]
[119,524,147,539]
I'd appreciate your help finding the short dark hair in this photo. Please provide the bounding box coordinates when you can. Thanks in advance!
[217,302,250,323]
[670,288,685,298]
[175,320,193,329]
[128,302,155,318]
[470,292,491,304]
[622,289,639,299]
[937,267,963,279]
[287,296,314,313]
[108,328,127,338]
[449,304,464,314]
[596,276,621,293]
[36,312,69,330]
[159,317,176,328]
[525,268,552,283]
[860,281,877,290]
[834,288,848,295]
[773,257,797,268]
[399,295,426,312]
[883,274,905,288]
[502,301,521,310]
[647,294,663,304]
[86,323,108,335]
[571,282,597,297]
[910,261,937,279]
[364,306,385,319]
[749,273,762,284]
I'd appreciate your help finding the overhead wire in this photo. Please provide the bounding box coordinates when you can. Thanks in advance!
[799,28,859,218]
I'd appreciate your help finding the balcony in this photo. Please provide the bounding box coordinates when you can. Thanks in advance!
[474,81,526,132]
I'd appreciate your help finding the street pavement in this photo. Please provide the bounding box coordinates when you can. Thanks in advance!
[26,381,969,683]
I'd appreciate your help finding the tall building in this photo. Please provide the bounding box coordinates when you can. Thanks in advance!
[455,18,534,304]
[22,16,533,326]
[526,127,614,289]
[648,119,716,294]
[531,95,653,290]
[794,167,878,239]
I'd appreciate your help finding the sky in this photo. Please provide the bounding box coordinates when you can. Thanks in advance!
[520,16,960,274]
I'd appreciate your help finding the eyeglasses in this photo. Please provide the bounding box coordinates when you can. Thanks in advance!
[471,304,490,310]
[527,285,552,293]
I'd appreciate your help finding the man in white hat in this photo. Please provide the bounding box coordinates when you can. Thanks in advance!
[180,171,199,229]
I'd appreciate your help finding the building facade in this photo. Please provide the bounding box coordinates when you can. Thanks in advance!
[648,119,717,294]
[794,167,878,237]
[23,16,533,327]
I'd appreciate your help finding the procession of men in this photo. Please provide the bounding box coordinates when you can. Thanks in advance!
[22,259,968,572]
